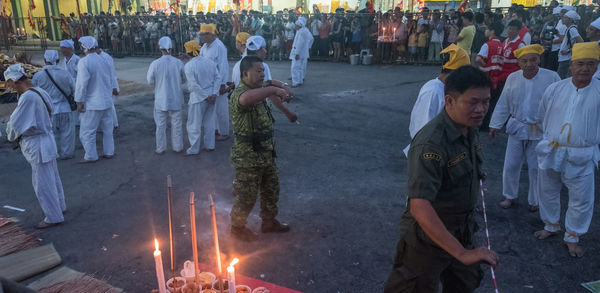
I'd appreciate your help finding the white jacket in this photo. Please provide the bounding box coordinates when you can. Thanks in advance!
[289,27,314,60]
[147,55,186,111]
[184,56,220,105]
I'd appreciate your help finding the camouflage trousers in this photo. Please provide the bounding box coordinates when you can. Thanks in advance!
[230,163,280,228]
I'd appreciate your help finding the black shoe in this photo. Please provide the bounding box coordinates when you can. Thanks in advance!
[261,219,290,233]
[231,226,258,242]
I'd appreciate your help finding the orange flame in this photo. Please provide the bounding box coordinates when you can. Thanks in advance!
[229,258,239,267]
[154,238,159,251]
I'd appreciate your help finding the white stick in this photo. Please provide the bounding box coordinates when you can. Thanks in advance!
[3,205,25,212]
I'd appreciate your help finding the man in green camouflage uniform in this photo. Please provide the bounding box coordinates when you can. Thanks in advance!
[384,66,500,293]
[229,55,294,242]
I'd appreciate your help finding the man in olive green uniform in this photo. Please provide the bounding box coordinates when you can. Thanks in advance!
[229,56,295,242]
[384,66,500,293]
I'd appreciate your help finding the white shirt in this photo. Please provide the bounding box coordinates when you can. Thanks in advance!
[403,78,445,156]
[231,59,272,87]
[58,54,80,80]
[184,56,220,105]
[521,31,531,45]
[558,25,580,62]
[408,78,445,139]
[6,87,58,164]
[285,22,296,40]
[489,68,560,140]
[289,27,314,60]
[552,21,567,52]
[32,65,75,114]
[75,53,115,111]
[98,51,119,92]
[311,20,322,36]
[536,78,600,178]
[199,38,229,86]
[147,55,186,111]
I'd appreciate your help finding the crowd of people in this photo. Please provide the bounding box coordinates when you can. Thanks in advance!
[3,2,600,293]
[47,2,600,64]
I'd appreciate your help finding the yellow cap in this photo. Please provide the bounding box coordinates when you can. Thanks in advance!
[514,44,544,59]
[571,41,600,61]
[200,24,218,34]
[440,44,471,70]
[236,32,251,44]
[184,40,201,56]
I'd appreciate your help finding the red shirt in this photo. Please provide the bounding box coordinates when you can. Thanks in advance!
[478,38,504,89]
[500,36,525,81]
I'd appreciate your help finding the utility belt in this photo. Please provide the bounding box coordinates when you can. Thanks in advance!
[236,132,274,153]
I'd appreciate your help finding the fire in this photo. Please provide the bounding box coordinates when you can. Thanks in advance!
[154,238,159,251]
[229,258,239,267]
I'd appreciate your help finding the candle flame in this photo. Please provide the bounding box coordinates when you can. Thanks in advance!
[154,238,159,251]
[229,258,239,267]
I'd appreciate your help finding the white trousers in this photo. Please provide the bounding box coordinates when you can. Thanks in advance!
[215,93,230,136]
[111,105,118,127]
[502,136,539,206]
[187,101,216,154]
[52,111,76,159]
[31,159,66,223]
[79,109,115,161]
[538,166,595,243]
[154,109,183,153]
[291,58,307,86]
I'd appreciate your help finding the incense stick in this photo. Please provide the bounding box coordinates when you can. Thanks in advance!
[167,175,175,281]
[479,180,500,293]
[189,192,200,285]
[209,194,224,293]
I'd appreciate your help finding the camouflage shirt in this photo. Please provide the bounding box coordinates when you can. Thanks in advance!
[229,81,276,168]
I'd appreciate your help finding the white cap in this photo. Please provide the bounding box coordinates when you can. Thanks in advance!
[246,36,266,51]
[3,64,26,82]
[79,36,97,51]
[563,5,574,11]
[565,10,581,21]
[159,36,172,50]
[590,17,600,30]
[295,17,307,27]
[60,39,74,49]
[552,7,562,15]
[44,50,59,65]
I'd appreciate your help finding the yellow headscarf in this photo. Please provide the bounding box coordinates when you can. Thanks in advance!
[513,44,544,59]
[236,32,251,44]
[184,40,201,56]
[200,24,218,34]
[571,42,600,61]
[441,44,471,70]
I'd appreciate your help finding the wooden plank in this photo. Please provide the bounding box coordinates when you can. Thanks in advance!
[26,266,84,291]
[0,244,61,282]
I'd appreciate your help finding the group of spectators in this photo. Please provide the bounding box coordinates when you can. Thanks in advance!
[47,3,600,64]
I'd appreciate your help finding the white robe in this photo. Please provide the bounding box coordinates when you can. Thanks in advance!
[75,52,115,161]
[32,65,76,158]
[232,59,272,87]
[6,88,66,223]
[403,78,445,156]
[290,26,314,86]
[99,51,119,127]
[489,68,561,205]
[536,78,600,243]
[58,54,80,80]
[200,38,230,136]
[184,56,221,154]
[147,55,186,153]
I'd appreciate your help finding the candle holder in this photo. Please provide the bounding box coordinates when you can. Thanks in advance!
[166,277,186,293]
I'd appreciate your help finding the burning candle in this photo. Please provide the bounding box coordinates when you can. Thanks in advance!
[154,239,167,293]
[227,258,239,293]
[393,27,396,41]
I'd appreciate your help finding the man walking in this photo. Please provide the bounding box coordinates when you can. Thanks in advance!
[32,50,77,159]
[147,36,186,154]
[75,36,116,163]
[489,45,560,210]
[290,17,313,87]
[5,64,66,229]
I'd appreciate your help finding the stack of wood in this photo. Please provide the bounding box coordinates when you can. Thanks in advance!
[0,216,123,293]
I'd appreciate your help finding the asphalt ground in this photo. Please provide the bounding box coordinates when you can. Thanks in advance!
[1,58,599,292]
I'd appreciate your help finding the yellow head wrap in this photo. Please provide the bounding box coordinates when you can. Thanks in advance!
[200,24,218,34]
[184,40,201,56]
[513,44,544,59]
[571,42,600,61]
[236,32,251,44]
[440,44,471,70]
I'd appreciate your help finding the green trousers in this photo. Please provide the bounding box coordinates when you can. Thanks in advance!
[230,163,280,228]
